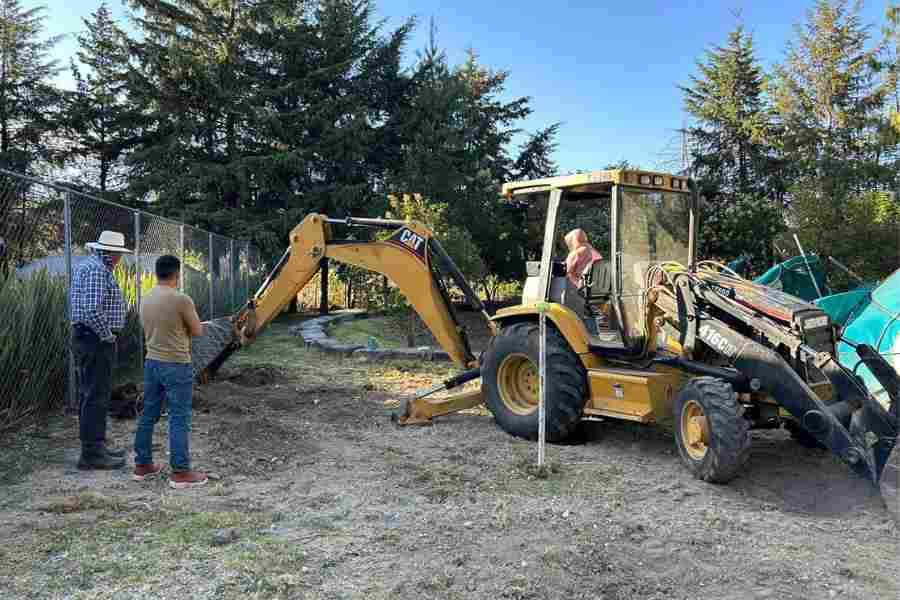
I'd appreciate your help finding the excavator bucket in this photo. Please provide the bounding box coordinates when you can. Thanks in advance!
[190,317,240,383]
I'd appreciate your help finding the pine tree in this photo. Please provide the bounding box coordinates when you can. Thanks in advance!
[882,4,900,143]
[513,123,560,180]
[65,3,140,194]
[680,24,777,198]
[774,0,898,279]
[126,0,265,221]
[0,0,61,174]
[680,24,784,267]
[773,0,889,194]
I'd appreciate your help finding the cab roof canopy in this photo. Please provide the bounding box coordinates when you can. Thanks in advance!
[501,169,691,198]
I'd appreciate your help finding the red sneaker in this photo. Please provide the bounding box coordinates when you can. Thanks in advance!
[133,463,164,481]
[169,471,208,489]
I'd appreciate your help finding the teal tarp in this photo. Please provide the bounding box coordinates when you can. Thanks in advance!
[814,288,873,327]
[837,268,900,411]
[754,255,829,303]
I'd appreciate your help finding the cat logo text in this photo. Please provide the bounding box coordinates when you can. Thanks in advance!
[387,227,427,262]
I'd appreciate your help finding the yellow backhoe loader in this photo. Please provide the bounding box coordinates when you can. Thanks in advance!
[197,212,493,422]
[197,169,898,520]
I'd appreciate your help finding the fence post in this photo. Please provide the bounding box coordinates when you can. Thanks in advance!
[208,232,214,319]
[134,211,143,366]
[229,238,235,312]
[179,224,185,293]
[244,240,250,300]
[64,192,77,414]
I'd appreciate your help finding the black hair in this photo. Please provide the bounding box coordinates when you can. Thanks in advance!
[155,255,181,280]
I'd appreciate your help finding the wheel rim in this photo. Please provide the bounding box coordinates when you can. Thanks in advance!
[681,399,709,460]
[497,353,540,416]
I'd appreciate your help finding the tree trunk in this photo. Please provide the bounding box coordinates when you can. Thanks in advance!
[319,259,329,315]
[382,275,389,310]
[406,308,416,347]
[345,277,353,309]
[100,158,109,194]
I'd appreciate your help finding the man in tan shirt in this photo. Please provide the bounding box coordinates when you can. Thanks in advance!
[133,255,208,488]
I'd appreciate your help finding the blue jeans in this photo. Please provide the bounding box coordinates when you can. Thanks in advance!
[134,359,193,472]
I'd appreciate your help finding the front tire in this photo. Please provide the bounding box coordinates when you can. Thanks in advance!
[482,321,587,442]
[674,377,751,483]
[784,419,826,449]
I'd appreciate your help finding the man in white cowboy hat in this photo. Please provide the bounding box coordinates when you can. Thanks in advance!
[70,230,131,470]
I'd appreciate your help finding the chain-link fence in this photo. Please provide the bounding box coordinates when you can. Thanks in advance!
[0,169,265,432]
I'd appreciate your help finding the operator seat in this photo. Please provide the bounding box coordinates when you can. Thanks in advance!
[580,259,630,352]
[583,259,612,302]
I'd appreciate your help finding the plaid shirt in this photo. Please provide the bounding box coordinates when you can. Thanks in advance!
[70,253,126,340]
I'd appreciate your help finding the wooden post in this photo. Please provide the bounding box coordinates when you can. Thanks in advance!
[537,302,549,467]
[319,258,329,315]
[406,308,416,347]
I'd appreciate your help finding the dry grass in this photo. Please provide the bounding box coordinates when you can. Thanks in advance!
[40,492,126,514]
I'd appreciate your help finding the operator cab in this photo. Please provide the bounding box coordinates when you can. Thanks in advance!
[505,170,696,357]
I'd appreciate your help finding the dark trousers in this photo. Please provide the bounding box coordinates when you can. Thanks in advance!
[73,325,117,457]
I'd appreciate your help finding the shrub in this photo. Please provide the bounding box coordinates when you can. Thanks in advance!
[0,269,69,429]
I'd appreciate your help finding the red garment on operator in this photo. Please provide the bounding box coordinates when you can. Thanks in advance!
[564,229,602,287]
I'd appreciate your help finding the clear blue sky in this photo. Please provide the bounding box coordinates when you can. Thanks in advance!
[41,0,893,173]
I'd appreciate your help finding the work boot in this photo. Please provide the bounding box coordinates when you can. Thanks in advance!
[133,463,164,482]
[78,453,126,471]
[169,471,208,489]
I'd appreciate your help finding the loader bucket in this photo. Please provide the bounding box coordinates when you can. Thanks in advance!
[882,434,900,523]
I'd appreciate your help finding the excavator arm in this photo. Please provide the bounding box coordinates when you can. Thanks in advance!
[196,213,493,424]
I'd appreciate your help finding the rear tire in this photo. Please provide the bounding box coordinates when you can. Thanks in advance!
[482,321,587,442]
[674,377,751,483]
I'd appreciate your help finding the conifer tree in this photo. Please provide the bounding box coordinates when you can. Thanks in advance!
[65,3,139,193]
[0,0,60,174]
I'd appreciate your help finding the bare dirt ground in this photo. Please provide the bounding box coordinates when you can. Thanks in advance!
[1,314,898,600]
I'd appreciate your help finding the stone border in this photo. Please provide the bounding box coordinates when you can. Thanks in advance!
[288,310,452,362]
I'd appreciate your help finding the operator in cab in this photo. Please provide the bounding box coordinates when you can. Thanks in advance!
[564,228,611,331]
[564,228,602,288]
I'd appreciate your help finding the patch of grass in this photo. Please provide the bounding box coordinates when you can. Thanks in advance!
[329,316,410,348]
[422,572,454,591]
[409,464,469,503]
[227,315,459,400]
[0,415,66,491]
[229,315,310,371]
[479,446,625,499]
[293,503,353,531]
[512,454,563,480]
[541,545,564,567]
[1,507,307,599]
[40,492,125,514]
